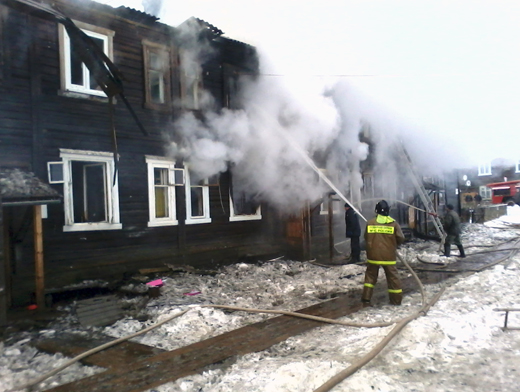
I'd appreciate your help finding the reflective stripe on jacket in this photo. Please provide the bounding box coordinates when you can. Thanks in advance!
[365,214,405,264]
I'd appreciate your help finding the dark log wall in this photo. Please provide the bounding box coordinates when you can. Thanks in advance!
[0,7,32,169]
[0,0,287,305]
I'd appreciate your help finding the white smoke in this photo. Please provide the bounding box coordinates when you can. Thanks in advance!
[164,22,459,213]
[141,0,163,17]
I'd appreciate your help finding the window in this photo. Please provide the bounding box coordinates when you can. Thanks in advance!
[143,40,171,109]
[47,162,64,184]
[184,166,211,224]
[223,63,241,109]
[60,149,121,232]
[146,157,184,227]
[179,49,202,109]
[362,172,375,197]
[516,160,520,173]
[317,168,341,215]
[479,186,492,200]
[229,184,261,222]
[319,196,341,215]
[478,162,492,176]
[59,22,114,97]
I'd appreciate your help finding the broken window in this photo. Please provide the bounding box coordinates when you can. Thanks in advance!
[143,40,172,108]
[179,50,202,110]
[145,157,183,226]
[229,181,261,222]
[184,166,211,224]
[60,149,121,232]
[59,22,114,97]
[223,63,242,110]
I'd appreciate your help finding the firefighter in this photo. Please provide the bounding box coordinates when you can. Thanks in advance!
[442,204,465,257]
[361,200,405,306]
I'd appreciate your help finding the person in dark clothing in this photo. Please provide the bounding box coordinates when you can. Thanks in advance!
[442,204,465,257]
[344,202,361,263]
[362,200,405,306]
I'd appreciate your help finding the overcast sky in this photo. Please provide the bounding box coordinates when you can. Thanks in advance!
[98,0,520,168]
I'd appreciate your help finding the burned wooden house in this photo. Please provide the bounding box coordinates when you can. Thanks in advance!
[0,0,297,316]
[0,0,447,325]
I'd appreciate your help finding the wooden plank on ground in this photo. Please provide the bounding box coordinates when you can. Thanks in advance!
[34,334,166,369]
[46,296,363,392]
[75,295,124,327]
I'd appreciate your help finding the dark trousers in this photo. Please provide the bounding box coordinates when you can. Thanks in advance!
[361,263,402,305]
[444,234,465,257]
[349,236,360,260]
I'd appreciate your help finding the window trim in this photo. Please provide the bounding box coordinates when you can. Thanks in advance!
[142,40,172,110]
[146,156,180,227]
[179,48,203,110]
[184,165,211,225]
[60,149,121,232]
[229,192,262,222]
[47,161,64,184]
[479,185,492,200]
[59,21,114,97]
[478,162,492,176]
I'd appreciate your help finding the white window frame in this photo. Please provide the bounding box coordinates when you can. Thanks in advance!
[184,165,211,225]
[229,192,262,222]
[478,162,492,176]
[59,22,114,97]
[47,161,64,184]
[60,149,121,232]
[479,186,492,200]
[146,156,181,227]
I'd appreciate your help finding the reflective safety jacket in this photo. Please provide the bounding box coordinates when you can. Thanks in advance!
[364,214,405,265]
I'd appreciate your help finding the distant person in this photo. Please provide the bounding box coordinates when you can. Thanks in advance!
[362,200,405,306]
[442,204,465,258]
[344,202,361,263]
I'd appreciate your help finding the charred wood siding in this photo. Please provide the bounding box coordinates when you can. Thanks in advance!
[0,10,32,169]
[1,0,286,305]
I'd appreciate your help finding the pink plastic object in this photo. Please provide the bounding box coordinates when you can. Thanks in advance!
[183,290,201,296]
[146,279,164,287]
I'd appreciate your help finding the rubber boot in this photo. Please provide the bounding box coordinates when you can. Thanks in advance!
[389,292,402,305]
[361,286,373,306]
[441,243,450,257]
[457,245,466,258]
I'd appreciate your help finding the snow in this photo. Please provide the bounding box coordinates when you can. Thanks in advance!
[1,216,520,392]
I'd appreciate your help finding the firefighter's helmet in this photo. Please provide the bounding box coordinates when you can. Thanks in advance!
[375,200,390,216]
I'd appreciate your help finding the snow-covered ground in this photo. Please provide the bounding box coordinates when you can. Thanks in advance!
[1,214,520,392]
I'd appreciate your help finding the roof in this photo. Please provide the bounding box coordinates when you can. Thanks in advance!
[486,180,520,188]
[114,5,159,24]
[0,169,61,206]
[177,17,224,40]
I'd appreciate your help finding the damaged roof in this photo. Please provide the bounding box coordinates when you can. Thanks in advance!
[0,169,61,206]
[114,5,159,24]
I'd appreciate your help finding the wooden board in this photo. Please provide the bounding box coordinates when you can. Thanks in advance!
[47,295,363,392]
[35,334,165,368]
[75,295,123,327]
